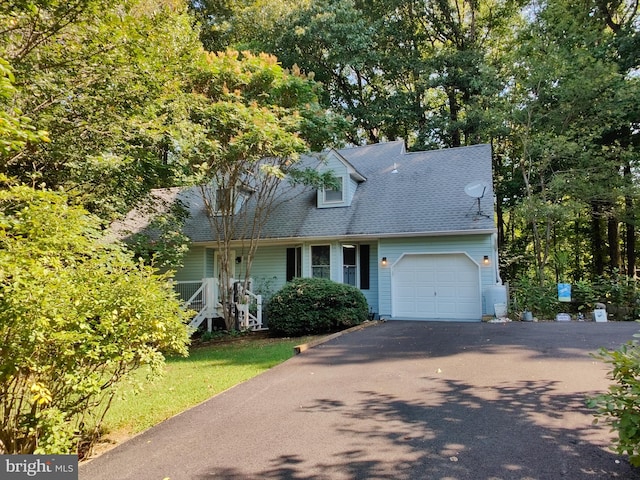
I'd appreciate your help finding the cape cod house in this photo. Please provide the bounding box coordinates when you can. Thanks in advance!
[118,140,505,330]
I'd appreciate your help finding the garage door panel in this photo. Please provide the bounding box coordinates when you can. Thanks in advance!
[417,302,437,316]
[414,272,436,283]
[392,254,481,320]
[396,290,417,302]
[437,301,458,316]
[457,285,479,297]
[396,274,415,286]
[456,299,480,309]
[437,271,457,283]
[437,285,457,297]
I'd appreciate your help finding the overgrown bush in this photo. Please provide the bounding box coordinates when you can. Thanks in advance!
[0,186,191,455]
[573,273,639,319]
[588,331,640,466]
[572,280,602,312]
[267,278,369,336]
[511,276,559,319]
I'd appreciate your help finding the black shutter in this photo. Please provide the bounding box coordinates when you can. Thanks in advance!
[286,248,296,281]
[359,244,370,290]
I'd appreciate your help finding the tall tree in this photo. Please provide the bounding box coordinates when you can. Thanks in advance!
[505,0,640,282]
[189,0,309,52]
[404,0,521,148]
[261,0,391,144]
[179,50,342,330]
[1,0,203,218]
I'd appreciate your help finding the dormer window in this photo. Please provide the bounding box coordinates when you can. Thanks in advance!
[314,150,365,208]
[323,176,344,203]
[215,188,231,213]
[213,186,250,215]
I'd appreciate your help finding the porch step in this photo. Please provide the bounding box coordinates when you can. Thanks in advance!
[177,277,264,332]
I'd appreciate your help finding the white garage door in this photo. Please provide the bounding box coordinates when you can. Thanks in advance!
[392,253,481,321]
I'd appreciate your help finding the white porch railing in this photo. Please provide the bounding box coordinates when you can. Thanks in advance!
[233,282,263,331]
[174,278,265,332]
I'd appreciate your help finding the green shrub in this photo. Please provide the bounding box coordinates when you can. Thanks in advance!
[0,186,191,455]
[267,278,369,336]
[589,331,640,466]
[572,279,601,312]
[511,276,559,319]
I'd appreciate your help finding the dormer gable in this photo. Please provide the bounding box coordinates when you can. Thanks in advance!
[316,150,366,208]
[200,178,254,217]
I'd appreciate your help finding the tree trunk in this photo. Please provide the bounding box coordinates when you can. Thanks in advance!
[608,215,621,273]
[626,220,635,277]
[496,191,504,248]
[447,88,461,147]
[493,148,505,248]
[573,217,581,283]
[591,203,605,276]
[624,163,636,277]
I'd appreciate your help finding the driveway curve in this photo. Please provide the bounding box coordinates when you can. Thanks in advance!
[80,321,640,480]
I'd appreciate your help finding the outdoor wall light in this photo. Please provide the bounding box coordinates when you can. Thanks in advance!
[483,255,490,265]
[235,256,242,264]
[381,257,388,266]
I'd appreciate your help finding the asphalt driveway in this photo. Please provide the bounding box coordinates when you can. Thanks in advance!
[80,321,640,480]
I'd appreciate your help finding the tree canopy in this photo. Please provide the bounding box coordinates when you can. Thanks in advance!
[1,0,203,218]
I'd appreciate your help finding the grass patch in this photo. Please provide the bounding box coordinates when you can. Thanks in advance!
[101,335,317,439]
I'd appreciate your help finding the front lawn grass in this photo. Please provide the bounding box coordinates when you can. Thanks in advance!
[100,335,317,441]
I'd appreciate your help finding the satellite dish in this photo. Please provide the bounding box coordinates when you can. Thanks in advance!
[464,181,488,199]
[464,181,489,217]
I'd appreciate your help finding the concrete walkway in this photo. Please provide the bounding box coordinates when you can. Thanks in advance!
[80,321,640,479]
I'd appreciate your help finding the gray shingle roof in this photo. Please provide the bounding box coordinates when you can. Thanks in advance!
[112,141,495,243]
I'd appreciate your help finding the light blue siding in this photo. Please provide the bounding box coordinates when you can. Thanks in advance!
[176,247,248,283]
[245,246,289,300]
[211,248,251,283]
[347,176,358,205]
[249,241,378,312]
[228,243,377,307]
[330,242,341,281]
[205,248,215,277]
[174,246,207,281]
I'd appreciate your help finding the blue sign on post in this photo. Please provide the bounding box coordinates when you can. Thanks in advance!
[558,283,571,302]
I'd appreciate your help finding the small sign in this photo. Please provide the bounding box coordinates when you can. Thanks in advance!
[558,283,571,302]
[593,309,607,322]
[0,455,78,480]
